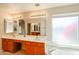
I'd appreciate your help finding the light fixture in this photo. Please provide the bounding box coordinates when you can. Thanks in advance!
[6,16,12,20]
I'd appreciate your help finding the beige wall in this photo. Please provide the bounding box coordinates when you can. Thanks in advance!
[0,4,79,50]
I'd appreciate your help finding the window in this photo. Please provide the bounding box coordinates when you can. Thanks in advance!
[52,16,79,46]
[6,20,14,33]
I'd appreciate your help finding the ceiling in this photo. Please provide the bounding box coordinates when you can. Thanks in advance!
[0,3,76,14]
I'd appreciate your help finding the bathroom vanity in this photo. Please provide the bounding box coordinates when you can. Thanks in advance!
[2,15,48,55]
[2,37,45,55]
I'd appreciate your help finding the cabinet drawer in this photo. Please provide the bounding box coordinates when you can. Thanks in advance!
[22,41,31,49]
[30,42,44,47]
[36,43,44,47]
[15,40,22,42]
[25,41,31,45]
[31,42,37,46]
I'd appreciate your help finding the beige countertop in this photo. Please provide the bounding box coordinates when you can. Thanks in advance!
[1,35,50,43]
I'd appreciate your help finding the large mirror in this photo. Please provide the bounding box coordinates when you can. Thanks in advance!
[5,17,46,36]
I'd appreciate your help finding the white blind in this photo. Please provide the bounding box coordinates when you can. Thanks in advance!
[52,16,79,46]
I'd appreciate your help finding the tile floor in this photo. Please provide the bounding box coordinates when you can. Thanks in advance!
[0,49,25,55]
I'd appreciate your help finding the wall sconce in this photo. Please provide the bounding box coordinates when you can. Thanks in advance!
[6,16,13,20]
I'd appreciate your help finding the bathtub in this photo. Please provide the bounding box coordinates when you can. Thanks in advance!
[46,43,79,55]
[50,48,79,55]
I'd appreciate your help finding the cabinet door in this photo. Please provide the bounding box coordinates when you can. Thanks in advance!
[35,47,45,55]
[2,39,8,51]
[25,45,35,55]
[7,40,14,52]
[35,42,45,55]
[22,41,35,55]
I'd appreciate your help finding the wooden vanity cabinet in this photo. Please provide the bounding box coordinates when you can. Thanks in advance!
[23,41,45,55]
[35,43,45,55]
[2,38,45,55]
[31,32,40,35]
[31,42,45,55]
[22,41,35,55]
[7,39,14,52]
[2,38,15,53]
[2,39,8,51]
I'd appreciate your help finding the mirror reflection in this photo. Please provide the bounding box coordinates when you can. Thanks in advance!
[18,19,25,35]
[27,23,40,35]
